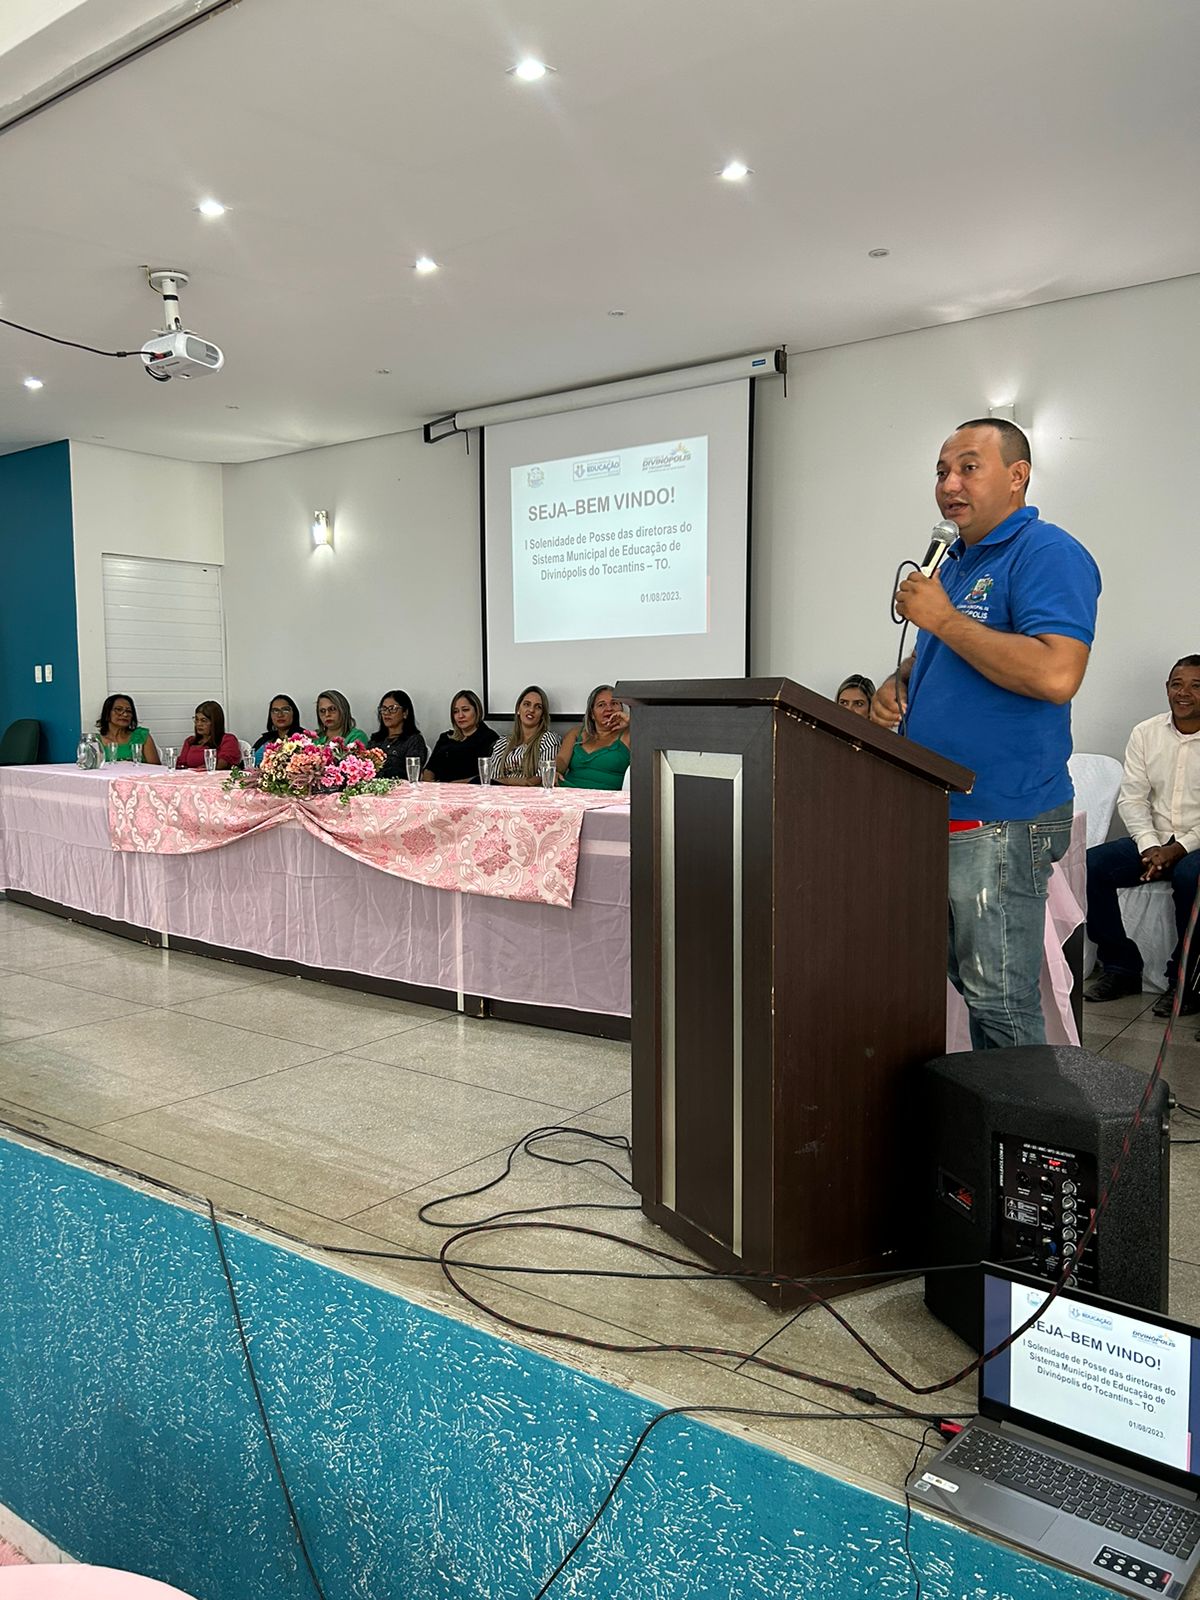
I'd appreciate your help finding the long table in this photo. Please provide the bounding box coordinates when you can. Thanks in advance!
[0,766,631,1032]
[0,766,1084,1047]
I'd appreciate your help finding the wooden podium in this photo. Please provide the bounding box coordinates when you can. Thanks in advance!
[616,678,973,1306]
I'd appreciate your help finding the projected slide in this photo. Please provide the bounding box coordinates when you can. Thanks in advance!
[1006,1282,1193,1472]
[511,436,708,643]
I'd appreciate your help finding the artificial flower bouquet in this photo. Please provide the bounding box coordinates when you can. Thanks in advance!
[226,736,394,804]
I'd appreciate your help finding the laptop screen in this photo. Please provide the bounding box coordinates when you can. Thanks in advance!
[981,1266,1200,1490]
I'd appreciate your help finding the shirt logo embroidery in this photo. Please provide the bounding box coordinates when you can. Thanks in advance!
[958,572,994,622]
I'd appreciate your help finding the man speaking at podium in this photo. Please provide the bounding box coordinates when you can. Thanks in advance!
[871,419,1101,1050]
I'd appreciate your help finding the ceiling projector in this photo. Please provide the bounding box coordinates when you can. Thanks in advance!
[140,329,224,382]
[140,267,223,381]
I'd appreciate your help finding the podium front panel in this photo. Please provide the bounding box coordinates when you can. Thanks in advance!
[629,685,955,1297]
[659,749,743,1252]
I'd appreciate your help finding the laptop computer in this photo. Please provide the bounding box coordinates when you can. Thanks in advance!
[914,1264,1200,1596]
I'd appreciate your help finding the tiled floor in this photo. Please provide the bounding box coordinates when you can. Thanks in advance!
[2,894,1199,1511]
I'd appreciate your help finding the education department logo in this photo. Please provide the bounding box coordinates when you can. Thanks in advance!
[1068,1305,1112,1330]
[572,456,620,481]
[966,576,994,602]
[526,466,545,488]
[642,442,692,472]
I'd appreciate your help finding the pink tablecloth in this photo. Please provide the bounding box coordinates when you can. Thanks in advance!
[108,775,620,909]
[0,767,631,1017]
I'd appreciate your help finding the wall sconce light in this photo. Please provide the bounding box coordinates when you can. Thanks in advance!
[311,510,332,548]
[988,401,1019,425]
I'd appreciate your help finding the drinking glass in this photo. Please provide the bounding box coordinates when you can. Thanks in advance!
[130,741,145,765]
[477,756,493,786]
[161,747,177,772]
[540,759,557,790]
[406,756,422,785]
[204,748,217,773]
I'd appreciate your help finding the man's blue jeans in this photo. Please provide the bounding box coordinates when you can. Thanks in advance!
[947,803,1074,1051]
[1085,836,1200,988]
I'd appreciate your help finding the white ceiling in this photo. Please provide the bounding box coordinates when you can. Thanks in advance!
[1,0,1198,464]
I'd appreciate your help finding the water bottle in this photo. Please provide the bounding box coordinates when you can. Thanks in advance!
[76,733,104,770]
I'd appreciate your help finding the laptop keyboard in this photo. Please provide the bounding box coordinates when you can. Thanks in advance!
[945,1432,1200,1557]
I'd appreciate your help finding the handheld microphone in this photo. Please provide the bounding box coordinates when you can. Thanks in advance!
[919,520,959,577]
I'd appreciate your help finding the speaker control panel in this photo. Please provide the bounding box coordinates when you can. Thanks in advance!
[995,1136,1097,1290]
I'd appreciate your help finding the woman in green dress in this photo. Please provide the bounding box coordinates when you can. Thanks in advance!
[96,693,160,763]
[313,689,368,747]
[556,684,630,790]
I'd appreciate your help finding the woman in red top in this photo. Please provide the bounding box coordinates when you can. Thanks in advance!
[176,701,242,770]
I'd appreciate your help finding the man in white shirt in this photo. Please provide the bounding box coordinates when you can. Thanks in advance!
[1084,655,1200,1017]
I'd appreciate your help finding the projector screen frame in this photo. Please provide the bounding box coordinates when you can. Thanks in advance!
[479,381,756,724]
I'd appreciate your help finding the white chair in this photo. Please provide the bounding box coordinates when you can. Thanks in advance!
[238,737,254,769]
[1068,752,1122,849]
[621,763,631,793]
[1117,882,1175,992]
[1070,752,1175,990]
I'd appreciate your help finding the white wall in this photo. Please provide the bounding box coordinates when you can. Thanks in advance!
[69,441,224,729]
[221,428,480,750]
[157,272,1200,765]
[751,273,1200,761]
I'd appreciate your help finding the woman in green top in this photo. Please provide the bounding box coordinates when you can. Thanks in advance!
[556,684,630,790]
[313,689,368,747]
[96,692,160,763]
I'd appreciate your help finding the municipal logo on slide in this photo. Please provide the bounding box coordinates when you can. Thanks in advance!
[572,457,621,481]
[526,466,545,487]
[642,442,692,472]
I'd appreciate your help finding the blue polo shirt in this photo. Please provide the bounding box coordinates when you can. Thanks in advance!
[905,506,1101,820]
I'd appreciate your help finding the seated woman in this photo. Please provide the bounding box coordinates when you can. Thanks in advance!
[835,674,876,718]
[96,692,160,763]
[556,684,630,790]
[369,689,429,778]
[313,689,368,747]
[489,685,560,786]
[422,689,499,784]
[251,693,306,764]
[176,701,242,770]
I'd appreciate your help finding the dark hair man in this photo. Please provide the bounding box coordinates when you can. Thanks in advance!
[1083,656,1200,1018]
[872,419,1101,1050]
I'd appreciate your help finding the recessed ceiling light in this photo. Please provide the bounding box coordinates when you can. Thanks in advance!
[375,368,391,375]
[23,376,43,390]
[414,256,438,275]
[196,197,226,218]
[607,309,626,318]
[224,404,240,410]
[509,58,551,81]
[867,247,890,258]
[719,161,751,181]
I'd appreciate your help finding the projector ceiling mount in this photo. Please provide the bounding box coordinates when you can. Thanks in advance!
[141,265,224,382]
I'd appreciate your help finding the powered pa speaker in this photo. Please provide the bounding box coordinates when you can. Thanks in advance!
[916,1045,1170,1350]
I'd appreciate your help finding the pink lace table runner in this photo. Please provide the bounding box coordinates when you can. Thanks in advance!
[108,775,621,908]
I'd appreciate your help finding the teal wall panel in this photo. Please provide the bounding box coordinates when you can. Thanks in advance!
[0,1138,1104,1599]
[0,441,80,762]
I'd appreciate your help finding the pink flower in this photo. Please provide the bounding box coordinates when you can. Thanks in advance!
[319,769,342,790]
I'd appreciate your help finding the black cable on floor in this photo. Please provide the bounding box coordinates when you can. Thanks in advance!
[901,1425,943,1600]
[530,1403,968,1600]
[208,1202,328,1600]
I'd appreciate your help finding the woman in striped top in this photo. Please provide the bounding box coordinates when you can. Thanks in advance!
[490,685,560,786]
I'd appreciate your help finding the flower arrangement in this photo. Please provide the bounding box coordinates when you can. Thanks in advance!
[226,737,395,804]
